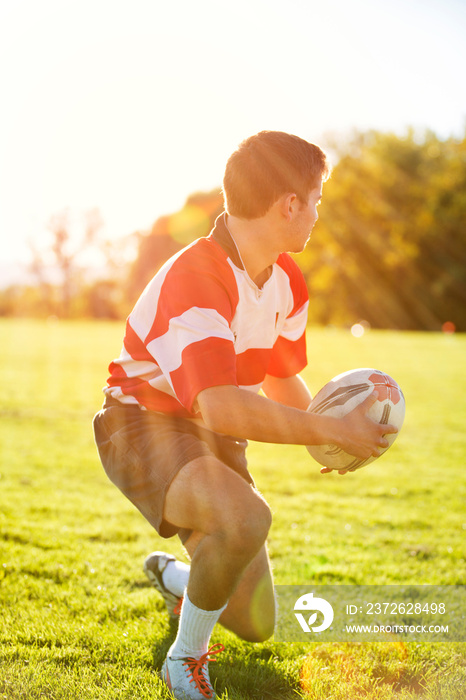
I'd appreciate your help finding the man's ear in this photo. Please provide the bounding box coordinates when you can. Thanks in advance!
[277,193,298,221]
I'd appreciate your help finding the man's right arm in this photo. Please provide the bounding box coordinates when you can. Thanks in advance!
[195,384,396,462]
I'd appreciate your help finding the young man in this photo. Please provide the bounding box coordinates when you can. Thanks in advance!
[93,131,396,700]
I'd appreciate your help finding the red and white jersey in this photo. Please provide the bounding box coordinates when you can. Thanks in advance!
[105,214,309,419]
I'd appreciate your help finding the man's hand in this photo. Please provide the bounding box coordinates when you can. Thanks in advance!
[320,391,398,476]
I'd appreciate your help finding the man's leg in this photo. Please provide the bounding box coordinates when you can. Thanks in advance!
[159,454,272,698]
[181,532,275,642]
[162,455,272,612]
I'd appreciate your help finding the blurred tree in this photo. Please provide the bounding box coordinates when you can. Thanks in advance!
[127,189,223,302]
[126,217,183,304]
[81,279,122,319]
[0,284,58,318]
[29,207,104,318]
[303,128,466,330]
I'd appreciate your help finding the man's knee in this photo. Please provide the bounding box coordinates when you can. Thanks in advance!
[235,597,275,643]
[218,490,272,556]
[240,620,275,643]
[221,564,276,642]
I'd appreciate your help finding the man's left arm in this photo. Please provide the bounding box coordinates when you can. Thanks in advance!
[261,374,312,411]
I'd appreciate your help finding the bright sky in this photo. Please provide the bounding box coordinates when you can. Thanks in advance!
[1,0,465,273]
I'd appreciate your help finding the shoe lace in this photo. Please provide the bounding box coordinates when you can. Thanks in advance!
[183,643,224,699]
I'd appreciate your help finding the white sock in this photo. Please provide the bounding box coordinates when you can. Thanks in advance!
[162,559,190,598]
[169,591,227,660]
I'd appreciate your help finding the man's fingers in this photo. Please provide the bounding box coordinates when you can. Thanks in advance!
[359,391,399,436]
[359,390,379,411]
[321,466,349,476]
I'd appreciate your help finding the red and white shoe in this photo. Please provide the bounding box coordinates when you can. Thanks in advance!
[161,644,224,700]
[143,551,183,620]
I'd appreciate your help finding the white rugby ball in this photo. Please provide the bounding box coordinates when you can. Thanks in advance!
[306,368,405,472]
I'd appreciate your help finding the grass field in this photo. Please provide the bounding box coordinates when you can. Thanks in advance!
[0,318,465,699]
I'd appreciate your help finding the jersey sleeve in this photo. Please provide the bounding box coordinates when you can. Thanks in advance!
[267,254,309,378]
[135,240,239,412]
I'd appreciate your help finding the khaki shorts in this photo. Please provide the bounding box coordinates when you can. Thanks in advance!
[92,397,252,539]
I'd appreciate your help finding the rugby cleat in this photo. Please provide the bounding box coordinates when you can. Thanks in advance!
[143,551,183,620]
[161,644,224,699]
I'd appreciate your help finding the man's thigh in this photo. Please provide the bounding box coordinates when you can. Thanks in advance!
[93,404,252,539]
[162,455,266,537]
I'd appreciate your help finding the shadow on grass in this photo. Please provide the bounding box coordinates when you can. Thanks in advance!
[150,618,179,669]
[214,645,300,699]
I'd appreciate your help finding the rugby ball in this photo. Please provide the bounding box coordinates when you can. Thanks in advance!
[306,368,405,472]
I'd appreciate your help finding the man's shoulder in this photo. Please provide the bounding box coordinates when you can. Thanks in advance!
[170,235,231,274]
[157,236,239,311]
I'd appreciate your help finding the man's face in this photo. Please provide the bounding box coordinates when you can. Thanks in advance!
[288,183,323,253]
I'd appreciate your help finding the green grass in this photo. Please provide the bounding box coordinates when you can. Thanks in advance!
[0,319,465,699]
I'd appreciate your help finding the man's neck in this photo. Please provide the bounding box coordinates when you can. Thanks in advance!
[225,214,280,287]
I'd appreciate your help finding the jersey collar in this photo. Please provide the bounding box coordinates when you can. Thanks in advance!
[210,212,243,269]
